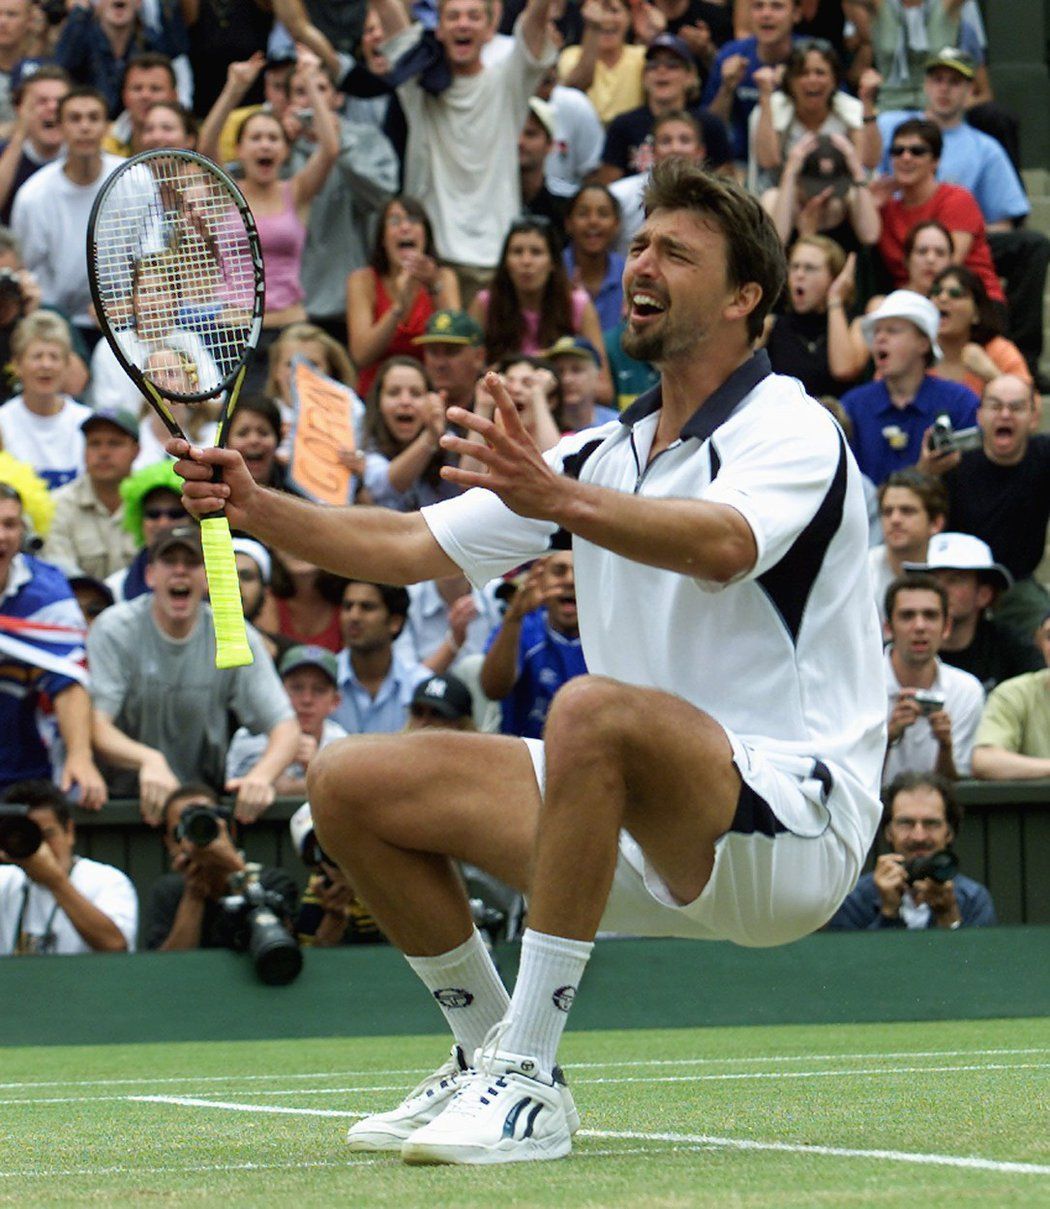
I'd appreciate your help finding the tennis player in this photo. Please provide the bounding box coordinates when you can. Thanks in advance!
[172,161,886,1166]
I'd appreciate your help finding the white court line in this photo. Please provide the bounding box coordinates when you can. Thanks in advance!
[1,1047,1045,1092]
[125,1096,1050,1178]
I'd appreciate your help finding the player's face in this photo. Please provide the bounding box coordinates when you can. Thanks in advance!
[14,338,68,398]
[123,66,176,126]
[60,97,108,156]
[437,0,490,72]
[146,547,207,627]
[879,487,934,553]
[22,79,67,148]
[888,587,949,666]
[565,188,620,259]
[869,318,929,380]
[84,424,139,485]
[382,202,427,267]
[228,412,278,482]
[788,244,832,314]
[0,497,22,585]
[978,379,1034,463]
[906,227,952,293]
[652,120,702,164]
[141,104,192,151]
[340,583,398,654]
[378,364,428,447]
[504,231,553,296]
[622,208,741,366]
[885,786,953,858]
[553,354,598,409]
[543,551,578,635]
[283,667,340,735]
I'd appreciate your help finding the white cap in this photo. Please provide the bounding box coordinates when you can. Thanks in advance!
[903,531,1013,589]
[289,801,314,860]
[860,289,943,362]
[231,537,272,584]
[527,96,556,140]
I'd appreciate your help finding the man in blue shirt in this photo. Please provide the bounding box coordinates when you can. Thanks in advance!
[479,549,586,739]
[841,290,979,485]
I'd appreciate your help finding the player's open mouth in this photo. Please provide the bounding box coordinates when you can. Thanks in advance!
[629,292,666,319]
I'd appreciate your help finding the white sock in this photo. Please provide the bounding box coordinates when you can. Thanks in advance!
[405,929,510,1059]
[500,928,594,1076]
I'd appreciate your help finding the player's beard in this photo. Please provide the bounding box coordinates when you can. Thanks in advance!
[620,309,693,364]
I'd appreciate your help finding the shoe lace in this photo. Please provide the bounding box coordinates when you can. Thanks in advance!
[405,1044,465,1101]
[473,1020,511,1079]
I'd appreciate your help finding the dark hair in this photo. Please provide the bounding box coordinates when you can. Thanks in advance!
[59,86,109,120]
[162,782,220,834]
[144,99,199,143]
[123,52,177,92]
[268,550,348,605]
[0,779,71,826]
[876,468,948,521]
[890,117,943,161]
[930,264,1003,345]
[782,39,843,101]
[495,352,564,427]
[884,571,948,624]
[13,64,70,107]
[566,183,621,224]
[484,218,573,363]
[363,356,447,490]
[345,579,411,621]
[882,770,962,834]
[903,219,954,263]
[370,195,437,277]
[652,108,704,150]
[230,395,282,442]
[643,159,786,342]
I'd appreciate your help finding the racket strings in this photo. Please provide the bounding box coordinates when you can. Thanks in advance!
[92,155,258,402]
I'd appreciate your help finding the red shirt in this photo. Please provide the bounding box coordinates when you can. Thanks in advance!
[879,182,1004,302]
[356,269,434,398]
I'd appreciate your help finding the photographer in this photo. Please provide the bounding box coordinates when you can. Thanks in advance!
[0,780,136,954]
[826,772,996,930]
[883,573,984,782]
[145,784,298,952]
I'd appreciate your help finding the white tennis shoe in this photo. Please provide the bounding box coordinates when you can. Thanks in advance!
[346,1043,470,1152]
[401,1027,577,1165]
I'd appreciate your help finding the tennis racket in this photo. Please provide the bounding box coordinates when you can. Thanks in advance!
[87,149,265,668]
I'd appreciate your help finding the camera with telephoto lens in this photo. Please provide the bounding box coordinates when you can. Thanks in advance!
[174,804,232,847]
[928,415,982,455]
[903,848,959,885]
[0,805,43,860]
[221,863,303,986]
[912,689,946,716]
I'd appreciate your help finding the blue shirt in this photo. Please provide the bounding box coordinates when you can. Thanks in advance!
[825,870,997,929]
[486,608,587,739]
[563,246,625,333]
[841,375,979,485]
[877,112,1029,223]
[332,650,431,734]
[702,36,800,162]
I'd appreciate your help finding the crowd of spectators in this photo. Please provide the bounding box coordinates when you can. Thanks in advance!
[0,0,1046,952]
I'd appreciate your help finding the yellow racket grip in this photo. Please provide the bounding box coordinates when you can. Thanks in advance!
[200,515,254,669]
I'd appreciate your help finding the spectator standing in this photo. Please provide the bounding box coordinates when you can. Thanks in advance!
[0,780,136,954]
[825,771,996,930]
[331,579,431,734]
[10,86,122,349]
[183,0,272,117]
[0,64,70,225]
[557,0,646,126]
[971,613,1050,781]
[0,472,106,804]
[393,571,501,676]
[40,409,140,580]
[480,551,586,739]
[533,64,604,201]
[869,468,947,625]
[861,0,962,112]
[88,525,299,821]
[375,0,557,292]
[0,0,31,126]
[101,51,177,156]
[882,572,984,783]
[840,289,977,484]
[106,460,188,602]
[562,184,624,334]
[519,97,567,231]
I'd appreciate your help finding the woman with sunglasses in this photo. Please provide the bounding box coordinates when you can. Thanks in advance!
[876,118,1005,311]
[928,265,1032,398]
[347,196,461,398]
[749,41,880,195]
[469,217,614,406]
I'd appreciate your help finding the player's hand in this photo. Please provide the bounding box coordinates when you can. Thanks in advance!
[138,751,180,826]
[167,440,259,528]
[873,853,907,917]
[440,373,568,520]
[228,773,276,823]
[61,752,107,812]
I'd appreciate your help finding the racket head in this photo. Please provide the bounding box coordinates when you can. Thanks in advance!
[87,149,265,410]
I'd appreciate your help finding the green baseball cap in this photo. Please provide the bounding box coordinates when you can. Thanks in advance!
[413,310,483,347]
[279,644,339,686]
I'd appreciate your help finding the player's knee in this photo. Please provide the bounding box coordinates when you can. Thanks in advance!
[546,675,635,749]
[307,738,376,833]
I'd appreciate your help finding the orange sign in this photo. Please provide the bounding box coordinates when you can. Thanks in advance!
[288,357,359,506]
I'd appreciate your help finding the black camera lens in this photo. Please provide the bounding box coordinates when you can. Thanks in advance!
[904,848,959,885]
[175,806,221,846]
[0,807,43,860]
[248,909,303,985]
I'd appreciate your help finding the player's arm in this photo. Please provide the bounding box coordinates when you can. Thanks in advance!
[440,376,757,583]
[170,440,460,585]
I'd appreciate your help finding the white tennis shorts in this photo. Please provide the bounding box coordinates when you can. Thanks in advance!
[521,731,868,949]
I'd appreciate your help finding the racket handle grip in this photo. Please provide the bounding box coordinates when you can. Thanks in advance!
[200,515,254,669]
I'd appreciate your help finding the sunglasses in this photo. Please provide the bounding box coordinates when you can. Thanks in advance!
[930,284,967,300]
[144,506,187,521]
[890,144,933,158]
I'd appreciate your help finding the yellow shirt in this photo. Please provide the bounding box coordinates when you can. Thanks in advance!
[975,670,1050,759]
[557,43,646,125]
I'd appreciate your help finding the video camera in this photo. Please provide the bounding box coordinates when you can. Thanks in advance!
[928,415,982,456]
[174,804,233,847]
[221,863,303,986]
[0,805,42,860]
[903,848,959,885]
